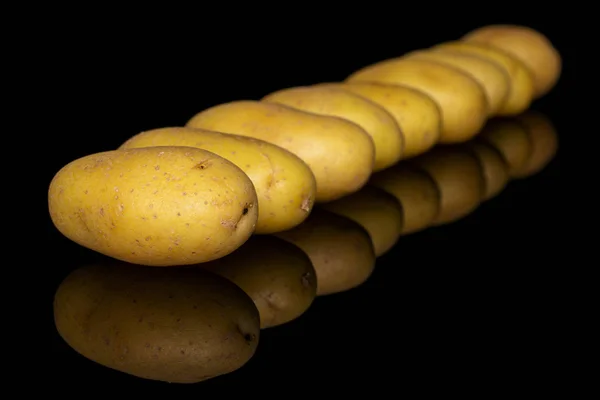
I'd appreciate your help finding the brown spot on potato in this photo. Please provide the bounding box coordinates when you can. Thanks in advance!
[193,160,212,170]
[301,196,311,212]
[301,272,312,288]
[99,208,104,216]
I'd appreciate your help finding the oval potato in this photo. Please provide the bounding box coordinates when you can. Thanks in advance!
[320,185,404,257]
[262,86,404,171]
[54,262,260,384]
[462,24,562,98]
[370,164,441,235]
[186,101,376,203]
[480,119,533,177]
[433,41,535,116]
[119,127,316,234]
[202,235,317,329]
[317,81,442,159]
[48,146,258,266]
[347,58,489,143]
[276,209,376,296]
[404,49,510,116]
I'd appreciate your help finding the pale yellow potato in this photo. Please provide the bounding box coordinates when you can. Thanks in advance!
[370,164,440,235]
[347,58,488,143]
[433,41,535,116]
[54,261,260,384]
[276,209,375,296]
[316,81,441,159]
[465,140,510,200]
[262,86,404,171]
[462,25,562,98]
[320,185,404,256]
[119,127,316,234]
[480,119,533,177]
[202,235,317,329]
[186,101,375,203]
[404,49,510,116]
[413,147,486,226]
[48,146,258,266]
[514,111,559,178]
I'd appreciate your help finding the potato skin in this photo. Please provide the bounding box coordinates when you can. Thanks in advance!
[53,262,260,384]
[202,236,317,329]
[48,146,258,266]
[119,127,316,234]
[186,100,376,203]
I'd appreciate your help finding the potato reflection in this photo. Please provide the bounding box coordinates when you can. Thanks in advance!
[275,209,376,296]
[479,118,533,177]
[53,262,260,384]
[514,111,559,178]
[202,236,317,329]
[320,186,404,257]
[465,140,510,200]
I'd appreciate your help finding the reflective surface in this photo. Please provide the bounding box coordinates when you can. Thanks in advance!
[45,20,569,391]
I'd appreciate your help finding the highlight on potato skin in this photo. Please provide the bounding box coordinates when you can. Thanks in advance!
[48,146,259,267]
[200,235,318,329]
[53,261,260,384]
[119,127,317,235]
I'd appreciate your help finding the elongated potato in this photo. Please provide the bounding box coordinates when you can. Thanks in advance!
[514,111,559,178]
[262,86,404,171]
[276,209,375,296]
[347,58,488,143]
[202,236,317,329]
[119,127,316,234]
[54,262,260,384]
[433,41,535,116]
[413,147,486,225]
[316,82,441,159]
[48,146,258,266]
[370,164,440,234]
[404,49,510,116]
[480,119,533,177]
[465,140,510,200]
[186,101,375,203]
[462,24,562,98]
[320,185,403,256]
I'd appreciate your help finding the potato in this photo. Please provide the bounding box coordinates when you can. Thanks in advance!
[404,49,510,116]
[48,146,258,266]
[433,41,535,116]
[119,127,316,234]
[320,185,403,257]
[186,101,375,203]
[514,111,559,178]
[480,119,533,177]
[275,209,375,296]
[316,82,441,159]
[370,164,440,235]
[346,58,489,143]
[465,140,510,200]
[462,24,562,98]
[413,147,485,226]
[262,86,404,171]
[201,236,317,329]
[53,261,260,384]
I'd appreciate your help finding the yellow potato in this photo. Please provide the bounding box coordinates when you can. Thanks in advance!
[462,24,562,98]
[370,164,440,235]
[320,185,404,256]
[347,58,488,143]
[54,261,260,384]
[119,127,316,234]
[433,41,535,116]
[201,235,317,329]
[413,147,486,225]
[404,49,510,116]
[514,111,559,178]
[262,86,404,171]
[48,146,258,266]
[316,81,441,159]
[276,209,375,296]
[465,140,510,200]
[186,101,375,203]
[480,119,533,177]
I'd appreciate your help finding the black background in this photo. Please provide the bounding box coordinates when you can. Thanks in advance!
[42,7,575,393]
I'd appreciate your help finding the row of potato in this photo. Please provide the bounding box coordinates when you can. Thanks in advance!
[51,25,560,383]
